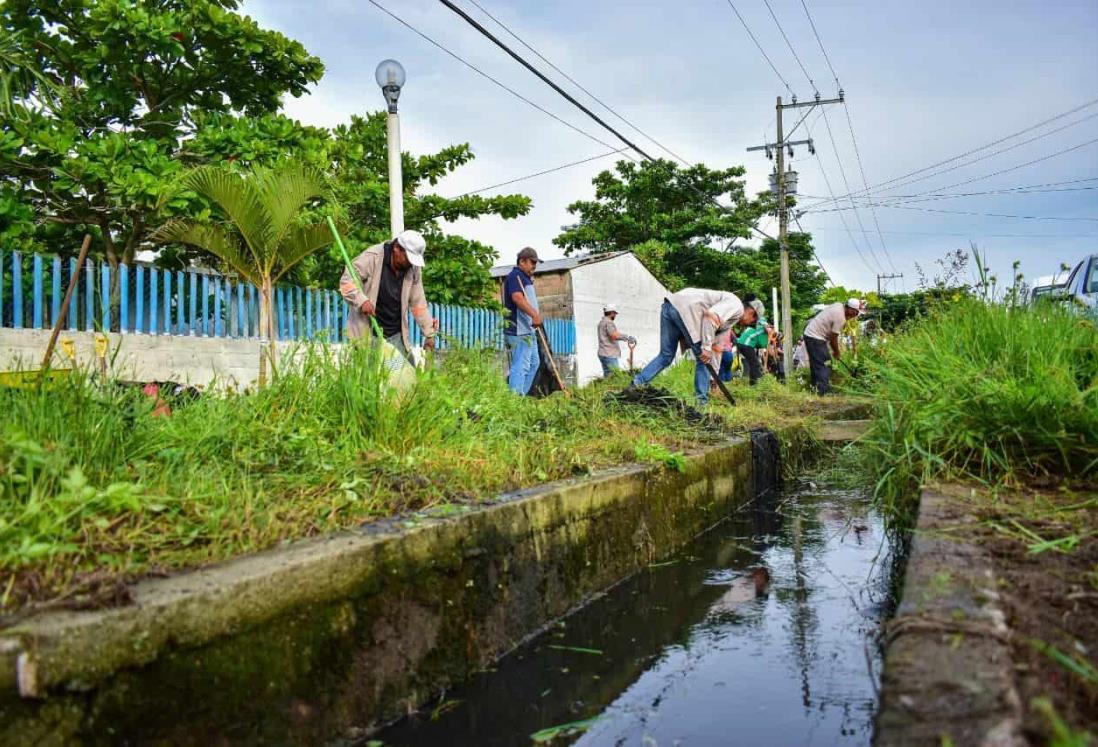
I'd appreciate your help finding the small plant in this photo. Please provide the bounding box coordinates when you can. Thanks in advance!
[634,441,686,472]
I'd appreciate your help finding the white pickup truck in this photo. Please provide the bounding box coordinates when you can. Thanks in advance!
[1059,254,1098,313]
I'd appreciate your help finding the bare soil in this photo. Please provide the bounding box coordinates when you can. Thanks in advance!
[971,491,1098,742]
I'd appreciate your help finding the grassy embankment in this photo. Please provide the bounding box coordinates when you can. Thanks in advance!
[0,344,826,614]
[849,297,1098,741]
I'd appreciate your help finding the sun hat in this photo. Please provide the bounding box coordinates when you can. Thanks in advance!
[394,230,426,267]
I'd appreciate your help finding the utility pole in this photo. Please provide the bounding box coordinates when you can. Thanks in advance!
[748,91,844,380]
[877,273,903,296]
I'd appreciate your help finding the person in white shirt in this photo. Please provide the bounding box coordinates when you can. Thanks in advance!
[802,298,863,394]
[631,288,758,405]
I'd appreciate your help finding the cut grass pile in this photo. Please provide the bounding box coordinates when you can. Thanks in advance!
[0,345,829,613]
[847,297,1098,528]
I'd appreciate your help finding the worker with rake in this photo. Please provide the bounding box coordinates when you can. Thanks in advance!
[630,288,758,405]
[339,229,437,362]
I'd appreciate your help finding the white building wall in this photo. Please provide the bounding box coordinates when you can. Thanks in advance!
[568,254,669,385]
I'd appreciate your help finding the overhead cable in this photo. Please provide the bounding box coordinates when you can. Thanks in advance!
[464,0,690,165]
[365,0,628,156]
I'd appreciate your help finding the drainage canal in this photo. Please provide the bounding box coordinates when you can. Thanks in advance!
[376,478,896,746]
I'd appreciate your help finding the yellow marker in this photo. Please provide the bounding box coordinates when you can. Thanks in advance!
[60,338,76,361]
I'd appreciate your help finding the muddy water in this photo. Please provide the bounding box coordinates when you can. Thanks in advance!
[375,482,896,746]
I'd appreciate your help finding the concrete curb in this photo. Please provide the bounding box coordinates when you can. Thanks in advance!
[875,487,1025,747]
[1,436,768,743]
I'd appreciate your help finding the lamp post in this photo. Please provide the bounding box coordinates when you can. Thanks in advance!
[375,59,406,237]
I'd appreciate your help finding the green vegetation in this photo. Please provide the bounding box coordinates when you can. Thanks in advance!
[849,297,1098,527]
[0,348,756,611]
[153,161,337,383]
[552,158,827,321]
[0,2,528,306]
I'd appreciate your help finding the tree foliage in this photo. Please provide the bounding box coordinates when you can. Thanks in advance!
[554,158,827,319]
[0,0,324,266]
[554,159,766,255]
[0,3,527,306]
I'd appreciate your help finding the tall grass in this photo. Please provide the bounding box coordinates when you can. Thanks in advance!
[0,344,727,608]
[850,298,1098,527]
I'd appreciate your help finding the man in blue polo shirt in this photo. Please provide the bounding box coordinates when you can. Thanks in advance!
[502,247,543,395]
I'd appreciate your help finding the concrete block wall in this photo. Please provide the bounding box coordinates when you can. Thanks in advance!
[1,328,580,391]
[0,328,302,389]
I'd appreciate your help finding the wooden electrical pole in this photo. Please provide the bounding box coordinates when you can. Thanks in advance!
[748,92,844,380]
[877,273,904,296]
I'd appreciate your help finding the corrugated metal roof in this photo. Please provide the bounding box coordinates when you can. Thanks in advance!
[489,250,632,278]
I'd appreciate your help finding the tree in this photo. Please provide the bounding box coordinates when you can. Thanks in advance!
[295,113,531,306]
[554,159,767,255]
[152,162,334,386]
[0,0,323,265]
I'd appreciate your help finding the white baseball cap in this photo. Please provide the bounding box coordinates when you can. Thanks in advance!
[749,299,766,317]
[394,230,426,267]
[603,303,617,313]
[846,298,864,313]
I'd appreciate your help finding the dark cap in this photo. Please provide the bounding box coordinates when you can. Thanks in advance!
[517,247,540,263]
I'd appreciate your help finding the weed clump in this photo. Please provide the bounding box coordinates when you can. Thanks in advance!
[848,298,1098,527]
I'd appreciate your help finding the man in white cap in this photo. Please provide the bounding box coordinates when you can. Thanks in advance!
[632,287,758,405]
[596,303,636,377]
[802,297,863,395]
[339,229,436,361]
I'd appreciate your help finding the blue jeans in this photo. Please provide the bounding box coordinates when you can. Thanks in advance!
[718,350,735,381]
[599,355,620,377]
[633,300,712,404]
[505,333,539,395]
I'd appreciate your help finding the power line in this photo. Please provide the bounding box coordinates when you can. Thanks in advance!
[787,0,897,272]
[438,0,655,160]
[807,226,1098,239]
[464,0,691,165]
[761,0,817,93]
[365,0,628,156]
[810,96,1098,208]
[722,0,794,95]
[447,148,628,198]
[819,107,887,273]
[793,214,835,286]
[799,0,839,85]
[799,177,1098,204]
[808,201,1098,221]
[803,134,1098,216]
[800,111,882,277]
[441,0,775,243]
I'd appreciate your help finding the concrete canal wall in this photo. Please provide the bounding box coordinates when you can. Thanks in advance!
[875,487,1025,747]
[0,430,795,745]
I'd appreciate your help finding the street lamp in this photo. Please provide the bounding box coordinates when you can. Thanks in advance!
[375,59,406,236]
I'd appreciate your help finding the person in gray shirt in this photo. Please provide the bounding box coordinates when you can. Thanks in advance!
[596,304,635,377]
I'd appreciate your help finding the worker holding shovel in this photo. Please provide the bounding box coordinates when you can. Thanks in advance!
[630,288,758,406]
[596,303,636,377]
[338,229,437,361]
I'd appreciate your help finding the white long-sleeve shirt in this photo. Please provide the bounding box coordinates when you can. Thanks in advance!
[668,288,745,349]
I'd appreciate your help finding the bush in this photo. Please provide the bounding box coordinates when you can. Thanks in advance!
[850,298,1098,526]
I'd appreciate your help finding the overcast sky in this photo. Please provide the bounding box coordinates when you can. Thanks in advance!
[250,0,1098,293]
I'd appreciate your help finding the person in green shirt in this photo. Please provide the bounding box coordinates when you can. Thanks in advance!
[735,299,769,385]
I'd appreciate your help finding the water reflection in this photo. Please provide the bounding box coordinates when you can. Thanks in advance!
[375,484,892,747]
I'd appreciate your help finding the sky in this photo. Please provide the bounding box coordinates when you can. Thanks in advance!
[248,0,1098,293]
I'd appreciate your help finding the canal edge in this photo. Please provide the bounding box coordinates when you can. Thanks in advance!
[875,486,1026,747]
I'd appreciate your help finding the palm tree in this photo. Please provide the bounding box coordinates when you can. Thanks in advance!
[153,161,335,386]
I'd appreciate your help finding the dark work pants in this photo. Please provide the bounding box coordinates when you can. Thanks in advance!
[805,337,832,395]
[736,343,762,385]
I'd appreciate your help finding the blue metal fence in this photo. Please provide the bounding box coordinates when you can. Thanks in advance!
[0,250,576,354]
